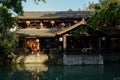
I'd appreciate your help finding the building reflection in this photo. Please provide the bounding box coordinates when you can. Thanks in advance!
[15,64,48,80]
[4,64,105,80]
[1,64,120,80]
[23,64,48,73]
[13,64,104,80]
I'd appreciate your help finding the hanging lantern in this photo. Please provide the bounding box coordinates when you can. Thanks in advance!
[59,37,63,41]
[26,20,30,26]
[36,39,39,42]
[40,22,43,26]
[50,20,55,26]
[73,20,78,24]
[33,73,38,79]
[60,23,65,28]
[39,22,44,28]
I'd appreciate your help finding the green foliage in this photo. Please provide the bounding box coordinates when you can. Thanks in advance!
[34,0,46,4]
[0,0,46,33]
[0,0,46,64]
[0,39,12,55]
[88,0,120,33]
[0,0,25,63]
[0,33,18,55]
[73,25,88,39]
[74,0,120,39]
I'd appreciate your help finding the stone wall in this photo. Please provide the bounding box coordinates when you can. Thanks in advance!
[63,54,103,65]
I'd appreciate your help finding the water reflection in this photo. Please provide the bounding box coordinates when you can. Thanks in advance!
[0,64,120,80]
[0,64,48,80]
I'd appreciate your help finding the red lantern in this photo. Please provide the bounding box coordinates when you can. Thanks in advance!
[33,73,38,79]
[39,22,44,28]
[50,20,55,26]
[60,23,65,28]
[40,22,43,26]
[26,21,30,26]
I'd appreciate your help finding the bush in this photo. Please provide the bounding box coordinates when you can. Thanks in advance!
[0,32,18,64]
[0,39,12,55]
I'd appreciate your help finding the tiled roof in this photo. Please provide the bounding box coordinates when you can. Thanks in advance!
[57,19,87,35]
[15,28,62,37]
[17,11,90,19]
[15,20,86,37]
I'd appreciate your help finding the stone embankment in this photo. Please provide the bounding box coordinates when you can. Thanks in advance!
[63,54,103,65]
[15,52,103,65]
[15,53,48,64]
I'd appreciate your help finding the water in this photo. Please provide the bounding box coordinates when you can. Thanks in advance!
[0,64,120,80]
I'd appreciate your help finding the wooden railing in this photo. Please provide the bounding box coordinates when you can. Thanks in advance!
[64,48,101,55]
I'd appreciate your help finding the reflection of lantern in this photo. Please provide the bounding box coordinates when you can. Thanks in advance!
[60,23,65,28]
[26,21,30,26]
[33,73,38,79]
[50,20,55,26]
[73,20,78,24]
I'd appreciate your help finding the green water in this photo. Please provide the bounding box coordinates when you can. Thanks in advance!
[0,64,120,80]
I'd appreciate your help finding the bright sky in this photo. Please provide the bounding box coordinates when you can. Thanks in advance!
[22,0,99,11]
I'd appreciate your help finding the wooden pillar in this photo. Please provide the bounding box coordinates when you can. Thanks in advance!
[99,37,101,49]
[63,35,67,50]
[98,37,102,54]
[36,39,40,51]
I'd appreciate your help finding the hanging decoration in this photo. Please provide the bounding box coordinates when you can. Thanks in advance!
[60,23,65,28]
[26,20,30,26]
[50,20,55,26]
[39,22,44,28]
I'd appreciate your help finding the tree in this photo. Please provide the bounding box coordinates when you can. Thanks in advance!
[88,0,120,34]
[0,0,46,38]
[0,0,26,59]
[0,0,46,64]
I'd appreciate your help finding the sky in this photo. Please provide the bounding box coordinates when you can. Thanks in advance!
[22,0,99,11]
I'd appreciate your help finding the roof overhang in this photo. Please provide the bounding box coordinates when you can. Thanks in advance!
[57,19,87,35]
[15,19,87,37]
[15,28,60,37]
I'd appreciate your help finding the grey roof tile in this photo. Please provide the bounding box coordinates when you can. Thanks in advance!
[18,11,90,19]
[15,28,62,37]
